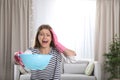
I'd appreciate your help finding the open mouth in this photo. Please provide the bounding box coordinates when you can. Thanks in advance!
[42,40,48,43]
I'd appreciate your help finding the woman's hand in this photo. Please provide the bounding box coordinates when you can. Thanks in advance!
[50,29,76,56]
[50,29,66,53]
[14,51,24,67]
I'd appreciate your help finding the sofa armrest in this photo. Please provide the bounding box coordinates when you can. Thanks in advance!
[14,64,20,80]
[94,61,101,80]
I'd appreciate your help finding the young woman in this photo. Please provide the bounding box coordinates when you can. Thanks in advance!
[15,24,76,80]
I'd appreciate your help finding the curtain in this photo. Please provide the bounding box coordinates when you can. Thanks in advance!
[0,0,31,80]
[94,0,120,80]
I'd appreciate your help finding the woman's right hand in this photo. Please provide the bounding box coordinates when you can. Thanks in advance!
[14,51,24,67]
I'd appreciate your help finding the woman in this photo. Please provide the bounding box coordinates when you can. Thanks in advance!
[15,24,76,80]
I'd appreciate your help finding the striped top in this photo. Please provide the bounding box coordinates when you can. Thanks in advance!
[24,47,62,80]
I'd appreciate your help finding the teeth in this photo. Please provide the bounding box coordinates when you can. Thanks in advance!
[42,41,48,43]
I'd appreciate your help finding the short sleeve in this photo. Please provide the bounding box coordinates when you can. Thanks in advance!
[23,49,32,54]
[23,47,39,54]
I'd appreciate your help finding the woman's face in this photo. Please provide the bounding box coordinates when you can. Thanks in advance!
[38,29,52,48]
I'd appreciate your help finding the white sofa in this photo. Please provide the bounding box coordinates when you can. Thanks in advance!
[14,60,101,80]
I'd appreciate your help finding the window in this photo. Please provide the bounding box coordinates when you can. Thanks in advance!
[31,0,96,60]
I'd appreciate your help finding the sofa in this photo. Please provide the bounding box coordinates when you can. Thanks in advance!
[14,60,101,80]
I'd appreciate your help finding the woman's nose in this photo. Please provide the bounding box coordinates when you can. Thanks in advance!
[43,35,47,38]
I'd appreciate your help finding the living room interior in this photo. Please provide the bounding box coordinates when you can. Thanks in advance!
[0,0,120,80]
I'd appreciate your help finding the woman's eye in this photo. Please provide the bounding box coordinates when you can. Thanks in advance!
[47,34,50,37]
[40,33,43,36]
[39,33,50,37]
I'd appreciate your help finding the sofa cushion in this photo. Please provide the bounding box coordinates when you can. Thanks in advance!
[85,62,94,76]
[61,74,96,80]
[64,61,89,74]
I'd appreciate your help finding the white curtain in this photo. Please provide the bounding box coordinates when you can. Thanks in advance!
[0,0,31,80]
[94,0,120,80]
[30,0,96,60]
